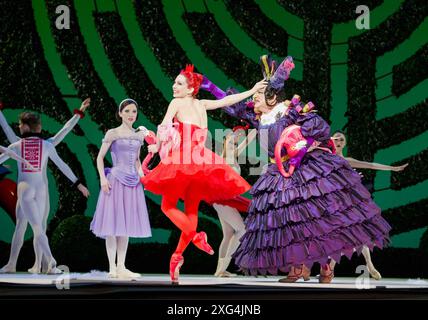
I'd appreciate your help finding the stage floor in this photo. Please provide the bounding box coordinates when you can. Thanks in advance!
[1,272,428,299]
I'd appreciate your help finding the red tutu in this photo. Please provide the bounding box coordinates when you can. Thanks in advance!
[141,121,251,203]
[212,196,250,213]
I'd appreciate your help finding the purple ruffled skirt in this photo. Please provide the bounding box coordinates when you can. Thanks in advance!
[233,150,391,275]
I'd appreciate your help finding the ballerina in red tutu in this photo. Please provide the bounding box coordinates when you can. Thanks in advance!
[141,65,266,283]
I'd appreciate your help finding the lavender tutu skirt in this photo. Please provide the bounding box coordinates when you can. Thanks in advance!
[90,172,152,238]
[233,150,391,275]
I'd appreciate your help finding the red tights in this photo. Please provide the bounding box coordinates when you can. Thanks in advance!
[161,192,201,255]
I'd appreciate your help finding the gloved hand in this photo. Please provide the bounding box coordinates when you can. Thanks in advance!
[200,76,226,99]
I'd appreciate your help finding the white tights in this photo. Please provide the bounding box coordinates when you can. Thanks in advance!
[213,204,245,266]
[105,236,130,271]
[0,182,55,273]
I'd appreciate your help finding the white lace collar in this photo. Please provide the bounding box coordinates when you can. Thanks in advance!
[259,103,287,126]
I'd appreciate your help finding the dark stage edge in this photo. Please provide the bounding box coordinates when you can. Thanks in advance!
[1,273,428,300]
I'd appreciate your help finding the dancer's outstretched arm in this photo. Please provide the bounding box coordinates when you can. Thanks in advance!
[48,98,90,146]
[202,80,267,110]
[0,145,32,167]
[0,152,9,165]
[47,142,90,198]
[0,109,19,143]
[200,78,259,129]
[345,157,408,172]
[0,150,30,168]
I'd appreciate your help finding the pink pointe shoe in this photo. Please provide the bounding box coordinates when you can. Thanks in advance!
[170,253,184,285]
[192,231,214,255]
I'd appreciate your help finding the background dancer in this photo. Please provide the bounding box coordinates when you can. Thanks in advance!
[0,112,89,274]
[213,125,257,277]
[0,99,90,273]
[331,130,408,279]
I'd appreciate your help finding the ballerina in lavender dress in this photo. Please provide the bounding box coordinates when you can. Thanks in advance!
[90,99,152,279]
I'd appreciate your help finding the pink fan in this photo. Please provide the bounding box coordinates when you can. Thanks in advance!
[158,122,181,160]
[141,130,157,176]
[274,125,314,178]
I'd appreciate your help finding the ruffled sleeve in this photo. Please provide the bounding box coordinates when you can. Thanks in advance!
[296,112,331,142]
[286,108,301,123]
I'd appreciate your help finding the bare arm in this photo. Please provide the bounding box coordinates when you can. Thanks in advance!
[135,146,143,177]
[148,100,179,153]
[160,99,179,126]
[135,130,147,177]
[201,80,267,111]
[97,140,112,181]
[346,157,408,172]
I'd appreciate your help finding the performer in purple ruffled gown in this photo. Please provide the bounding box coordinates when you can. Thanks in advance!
[201,55,391,283]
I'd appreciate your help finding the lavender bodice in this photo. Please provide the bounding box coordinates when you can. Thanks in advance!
[105,137,143,187]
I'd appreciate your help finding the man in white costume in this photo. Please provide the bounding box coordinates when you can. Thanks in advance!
[0,99,90,273]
